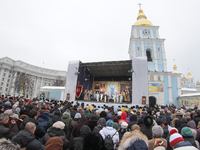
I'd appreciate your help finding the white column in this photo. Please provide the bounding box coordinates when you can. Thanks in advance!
[10,71,17,95]
[141,41,144,56]
[168,75,173,104]
[177,75,181,96]
[153,42,158,71]
[33,77,39,97]
[161,42,167,71]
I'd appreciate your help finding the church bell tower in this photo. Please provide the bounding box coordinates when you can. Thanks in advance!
[128,5,167,72]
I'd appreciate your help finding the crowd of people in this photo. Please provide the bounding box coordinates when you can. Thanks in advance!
[0,96,199,150]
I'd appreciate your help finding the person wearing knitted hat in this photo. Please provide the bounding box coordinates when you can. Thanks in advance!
[45,137,63,150]
[181,127,199,148]
[148,125,167,150]
[169,133,197,150]
[99,119,119,149]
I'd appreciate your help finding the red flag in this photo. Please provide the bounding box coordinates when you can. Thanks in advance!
[76,85,83,98]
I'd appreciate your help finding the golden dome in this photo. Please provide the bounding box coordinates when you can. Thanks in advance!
[187,71,193,78]
[173,63,179,73]
[134,8,153,26]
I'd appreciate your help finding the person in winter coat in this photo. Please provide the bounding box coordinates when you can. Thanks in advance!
[93,117,106,133]
[0,138,21,150]
[140,116,153,140]
[194,111,200,127]
[12,122,45,150]
[86,109,99,121]
[69,125,91,150]
[169,133,198,150]
[181,127,199,148]
[118,112,129,123]
[19,109,45,139]
[148,125,167,150]
[37,112,50,133]
[187,120,199,141]
[118,128,148,150]
[0,113,18,140]
[61,110,73,139]
[118,121,129,140]
[42,121,70,150]
[128,114,138,130]
[162,121,169,139]
[99,119,120,149]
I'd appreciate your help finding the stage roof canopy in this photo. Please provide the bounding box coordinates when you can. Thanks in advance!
[79,60,132,77]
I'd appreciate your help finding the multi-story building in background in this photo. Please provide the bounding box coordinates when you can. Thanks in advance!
[0,57,67,99]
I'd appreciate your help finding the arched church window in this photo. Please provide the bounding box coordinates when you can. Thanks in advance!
[158,47,160,51]
[150,75,154,81]
[158,76,161,81]
[146,48,152,61]
[137,46,140,51]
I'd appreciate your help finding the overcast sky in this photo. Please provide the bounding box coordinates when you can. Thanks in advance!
[1,0,200,81]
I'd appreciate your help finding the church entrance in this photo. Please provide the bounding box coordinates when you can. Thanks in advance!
[149,96,156,108]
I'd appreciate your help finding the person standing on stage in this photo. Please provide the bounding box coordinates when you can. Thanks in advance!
[120,92,123,103]
[96,92,99,102]
[123,90,127,102]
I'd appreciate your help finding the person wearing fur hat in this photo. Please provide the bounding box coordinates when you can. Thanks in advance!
[42,121,70,150]
[169,133,198,150]
[140,116,153,140]
[45,137,63,150]
[181,127,199,148]
[118,128,148,150]
[99,119,119,149]
[148,125,167,150]
[128,114,138,130]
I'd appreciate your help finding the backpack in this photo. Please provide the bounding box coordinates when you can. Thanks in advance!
[104,131,117,150]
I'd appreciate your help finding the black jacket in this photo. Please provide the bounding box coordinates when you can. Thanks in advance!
[19,117,45,139]
[42,126,70,150]
[0,122,18,140]
[11,130,45,150]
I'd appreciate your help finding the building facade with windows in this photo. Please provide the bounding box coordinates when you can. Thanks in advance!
[0,57,67,99]
[128,7,182,107]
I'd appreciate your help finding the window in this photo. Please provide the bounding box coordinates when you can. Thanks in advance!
[3,73,6,76]
[0,87,2,90]
[158,47,160,52]
[5,88,8,91]
[137,46,140,51]
[7,84,9,87]
[146,49,152,61]
[2,78,4,81]
[7,79,10,82]
[1,82,3,85]
[150,75,154,81]
[8,75,11,78]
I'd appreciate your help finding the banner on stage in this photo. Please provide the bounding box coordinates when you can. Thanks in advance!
[76,85,83,98]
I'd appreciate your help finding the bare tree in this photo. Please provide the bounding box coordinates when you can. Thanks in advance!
[14,73,34,97]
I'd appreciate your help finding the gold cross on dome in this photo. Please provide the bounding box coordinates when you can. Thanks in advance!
[138,3,142,9]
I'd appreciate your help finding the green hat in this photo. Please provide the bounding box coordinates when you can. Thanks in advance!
[181,127,192,137]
